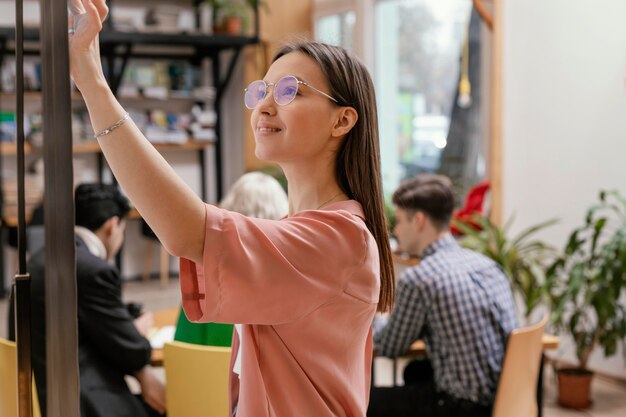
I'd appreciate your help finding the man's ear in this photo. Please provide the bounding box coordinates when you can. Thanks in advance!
[412,211,426,231]
[102,216,119,237]
[331,106,358,138]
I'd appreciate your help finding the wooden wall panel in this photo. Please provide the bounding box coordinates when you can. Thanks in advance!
[244,0,313,171]
[489,0,502,225]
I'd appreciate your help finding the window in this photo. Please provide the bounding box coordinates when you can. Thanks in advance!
[315,11,356,52]
[314,0,476,198]
[375,0,472,195]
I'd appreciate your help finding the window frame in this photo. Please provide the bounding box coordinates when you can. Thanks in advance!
[312,0,376,72]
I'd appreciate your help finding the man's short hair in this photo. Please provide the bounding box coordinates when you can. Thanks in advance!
[392,174,455,230]
[75,183,131,231]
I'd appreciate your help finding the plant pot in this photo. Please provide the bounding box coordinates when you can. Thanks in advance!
[217,16,242,35]
[556,367,593,409]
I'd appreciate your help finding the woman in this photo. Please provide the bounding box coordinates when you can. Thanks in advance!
[69,1,394,416]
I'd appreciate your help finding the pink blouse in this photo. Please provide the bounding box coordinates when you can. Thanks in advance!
[180,200,380,417]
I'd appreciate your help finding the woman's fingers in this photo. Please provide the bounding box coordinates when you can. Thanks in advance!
[71,0,103,45]
[68,0,86,15]
[67,0,111,92]
[82,0,109,23]
[67,0,107,44]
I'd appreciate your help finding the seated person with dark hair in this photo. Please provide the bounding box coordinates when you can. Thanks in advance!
[368,174,518,417]
[25,183,166,417]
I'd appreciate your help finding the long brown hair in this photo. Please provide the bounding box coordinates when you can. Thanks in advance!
[274,41,395,312]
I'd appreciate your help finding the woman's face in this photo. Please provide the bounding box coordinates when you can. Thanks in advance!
[249,52,341,163]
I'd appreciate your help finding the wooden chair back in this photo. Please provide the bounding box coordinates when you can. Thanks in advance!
[492,315,548,417]
[0,337,42,417]
[164,341,231,417]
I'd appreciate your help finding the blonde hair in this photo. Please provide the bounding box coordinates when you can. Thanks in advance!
[219,172,288,220]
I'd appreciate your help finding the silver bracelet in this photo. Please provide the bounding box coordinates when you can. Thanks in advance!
[94,112,130,139]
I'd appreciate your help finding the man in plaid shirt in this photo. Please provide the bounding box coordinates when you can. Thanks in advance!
[368,175,518,417]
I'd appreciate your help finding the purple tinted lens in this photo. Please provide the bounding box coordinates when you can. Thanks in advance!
[274,76,299,106]
[245,80,267,109]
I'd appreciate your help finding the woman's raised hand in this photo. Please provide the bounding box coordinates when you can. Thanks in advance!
[68,0,109,92]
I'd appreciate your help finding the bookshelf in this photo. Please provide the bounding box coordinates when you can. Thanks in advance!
[0,1,260,296]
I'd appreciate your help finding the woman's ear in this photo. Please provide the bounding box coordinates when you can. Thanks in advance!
[331,106,358,138]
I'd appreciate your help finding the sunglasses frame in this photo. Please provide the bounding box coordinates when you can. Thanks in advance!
[244,75,339,109]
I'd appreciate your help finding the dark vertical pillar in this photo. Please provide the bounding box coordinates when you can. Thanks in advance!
[438,8,483,197]
[39,0,80,416]
[211,53,223,200]
[0,36,6,300]
[199,148,207,201]
[13,0,33,415]
[211,47,242,202]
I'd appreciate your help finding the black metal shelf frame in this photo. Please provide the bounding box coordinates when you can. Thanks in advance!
[0,3,260,299]
[0,26,259,201]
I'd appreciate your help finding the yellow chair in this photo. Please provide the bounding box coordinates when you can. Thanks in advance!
[491,315,548,417]
[164,341,231,417]
[0,337,42,417]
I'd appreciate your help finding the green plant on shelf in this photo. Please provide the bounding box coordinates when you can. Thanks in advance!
[206,0,268,35]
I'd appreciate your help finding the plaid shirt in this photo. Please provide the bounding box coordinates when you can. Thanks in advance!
[373,234,518,405]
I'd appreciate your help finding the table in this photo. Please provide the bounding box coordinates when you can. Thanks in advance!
[152,347,166,367]
[149,307,180,366]
[406,334,559,356]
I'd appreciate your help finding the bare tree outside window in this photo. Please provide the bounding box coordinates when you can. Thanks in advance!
[376,0,473,196]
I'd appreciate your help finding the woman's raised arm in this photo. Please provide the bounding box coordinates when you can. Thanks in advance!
[69,0,206,263]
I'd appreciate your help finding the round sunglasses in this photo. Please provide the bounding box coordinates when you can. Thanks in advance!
[244,75,339,109]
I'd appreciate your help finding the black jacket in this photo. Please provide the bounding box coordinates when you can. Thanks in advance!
[28,236,152,417]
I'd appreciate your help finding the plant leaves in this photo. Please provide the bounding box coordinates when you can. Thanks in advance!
[511,218,558,247]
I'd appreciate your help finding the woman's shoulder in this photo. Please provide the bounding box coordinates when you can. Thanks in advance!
[289,200,366,224]
[206,200,373,263]
[287,200,370,239]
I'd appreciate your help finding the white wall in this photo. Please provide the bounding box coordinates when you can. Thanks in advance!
[502,0,626,378]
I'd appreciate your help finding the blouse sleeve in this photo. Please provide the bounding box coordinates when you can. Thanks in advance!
[180,204,372,325]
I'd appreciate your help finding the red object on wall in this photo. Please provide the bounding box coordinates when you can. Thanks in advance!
[451,181,491,236]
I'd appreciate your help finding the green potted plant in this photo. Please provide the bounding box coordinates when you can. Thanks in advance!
[455,215,558,319]
[545,190,626,409]
[210,0,267,35]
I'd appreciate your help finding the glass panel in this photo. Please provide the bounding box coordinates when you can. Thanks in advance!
[375,0,472,196]
[315,11,356,51]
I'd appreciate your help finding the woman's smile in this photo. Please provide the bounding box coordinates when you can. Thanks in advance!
[256,122,283,137]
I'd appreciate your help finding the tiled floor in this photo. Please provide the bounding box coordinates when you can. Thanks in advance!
[2,278,625,416]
